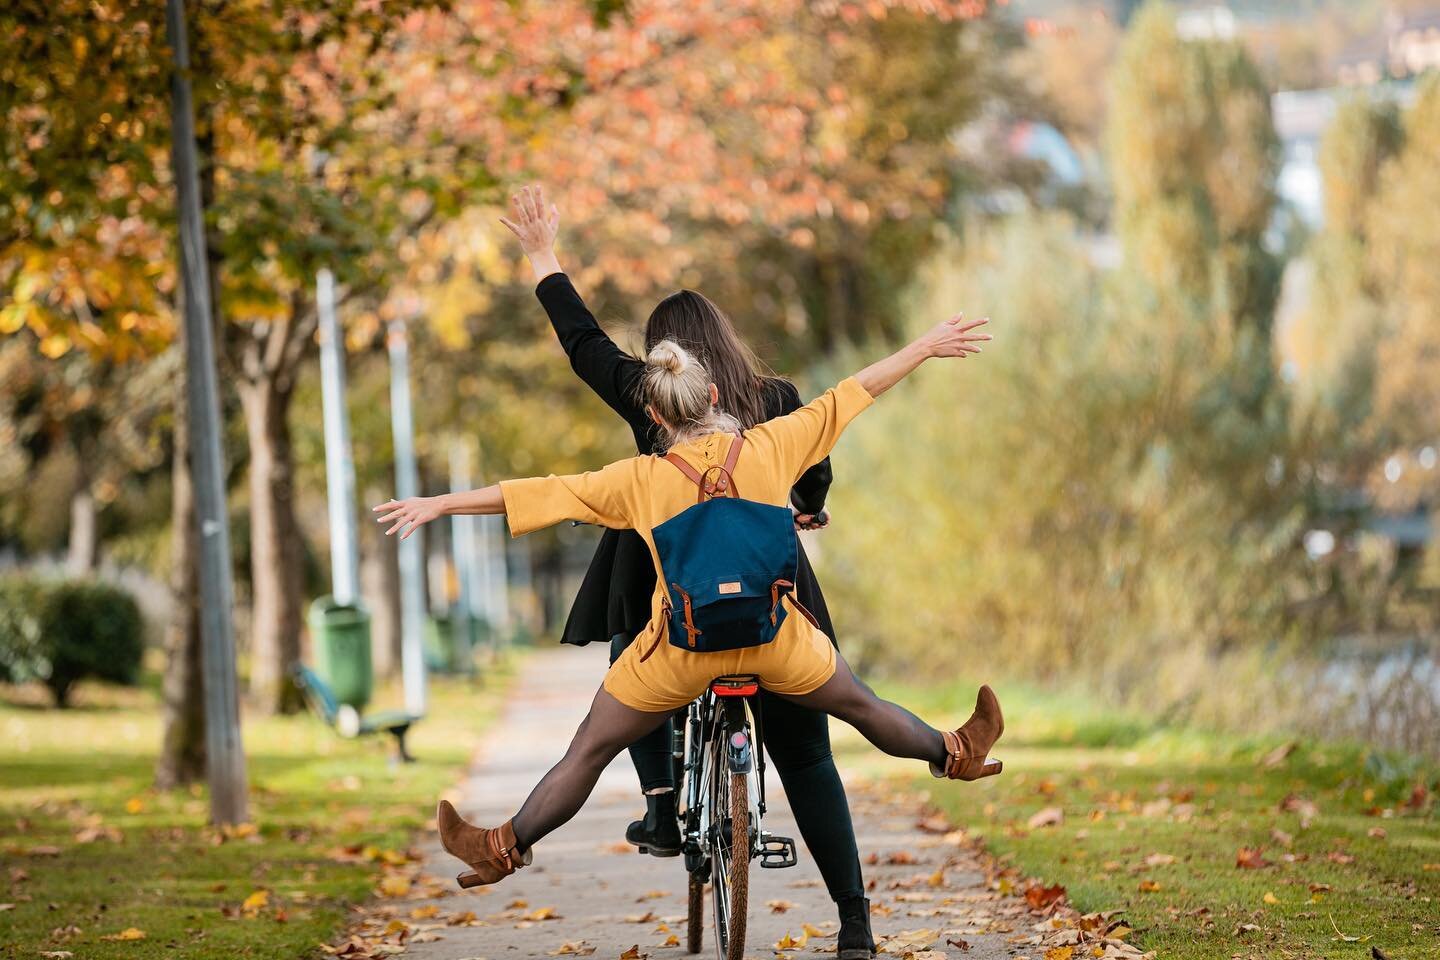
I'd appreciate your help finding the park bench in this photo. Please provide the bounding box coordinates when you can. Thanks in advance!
[292,664,418,764]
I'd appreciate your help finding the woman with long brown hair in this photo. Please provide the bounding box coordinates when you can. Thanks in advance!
[502,185,870,953]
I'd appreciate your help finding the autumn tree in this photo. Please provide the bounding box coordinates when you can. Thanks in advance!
[1367,76,1440,461]
[1108,1,1281,346]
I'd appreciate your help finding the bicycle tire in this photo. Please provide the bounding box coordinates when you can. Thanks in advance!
[686,871,704,954]
[709,705,750,960]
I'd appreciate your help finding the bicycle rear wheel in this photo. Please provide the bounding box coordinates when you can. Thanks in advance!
[709,719,750,960]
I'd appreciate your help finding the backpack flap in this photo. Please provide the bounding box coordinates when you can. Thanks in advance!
[652,496,798,653]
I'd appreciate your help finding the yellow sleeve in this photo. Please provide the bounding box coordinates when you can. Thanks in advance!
[499,458,640,537]
[745,377,875,485]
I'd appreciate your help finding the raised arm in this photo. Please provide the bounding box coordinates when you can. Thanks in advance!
[748,313,991,485]
[502,184,646,428]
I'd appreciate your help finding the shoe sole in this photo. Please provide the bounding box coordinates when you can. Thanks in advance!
[630,840,681,858]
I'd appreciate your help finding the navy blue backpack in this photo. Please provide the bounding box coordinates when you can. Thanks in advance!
[641,436,807,659]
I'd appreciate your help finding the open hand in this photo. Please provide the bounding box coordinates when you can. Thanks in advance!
[921,314,990,359]
[499,183,559,255]
[372,496,444,540]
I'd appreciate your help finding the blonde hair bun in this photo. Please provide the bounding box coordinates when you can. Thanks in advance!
[646,339,689,374]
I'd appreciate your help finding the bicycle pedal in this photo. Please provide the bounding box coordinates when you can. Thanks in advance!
[758,834,798,869]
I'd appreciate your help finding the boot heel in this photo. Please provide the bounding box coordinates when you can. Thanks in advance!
[457,870,483,889]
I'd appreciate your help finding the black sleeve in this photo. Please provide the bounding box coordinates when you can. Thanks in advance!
[535,273,651,440]
[775,380,834,515]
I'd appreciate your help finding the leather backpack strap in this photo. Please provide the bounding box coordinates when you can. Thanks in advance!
[723,434,745,478]
[664,452,705,487]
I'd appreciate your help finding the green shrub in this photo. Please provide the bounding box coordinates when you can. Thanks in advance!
[0,575,145,707]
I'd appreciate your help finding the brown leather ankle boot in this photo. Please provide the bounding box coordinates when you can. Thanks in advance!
[436,799,532,888]
[930,684,1004,781]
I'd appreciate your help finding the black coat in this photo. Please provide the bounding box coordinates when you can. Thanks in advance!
[536,272,837,647]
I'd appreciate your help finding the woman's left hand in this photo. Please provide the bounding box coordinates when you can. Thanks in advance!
[373,496,446,539]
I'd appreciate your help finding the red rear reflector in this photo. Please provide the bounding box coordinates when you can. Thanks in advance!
[730,732,748,748]
[711,682,758,697]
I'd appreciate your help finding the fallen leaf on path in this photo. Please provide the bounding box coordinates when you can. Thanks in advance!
[601,842,633,854]
[524,907,561,921]
[99,928,146,942]
[548,942,596,956]
[638,890,668,901]
[1023,884,1066,911]
[803,923,831,938]
[412,931,444,943]
[409,905,439,919]
[446,910,478,926]
[378,875,411,898]
[927,868,946,888]
[946,938,971,952]
[775,931,808,950]
[876,928,939,954]
[619,945,647,960]
[507,899,529,909]
[915,815,952,834]
[767,900,795,914]
[1044,947,1074,960]
[625,911,658,923]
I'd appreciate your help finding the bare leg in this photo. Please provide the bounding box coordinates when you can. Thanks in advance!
[779,655,948,766]
[511,685,672,852]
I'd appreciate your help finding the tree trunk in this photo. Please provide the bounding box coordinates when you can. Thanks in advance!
[66,484,99,575]
[156,369,207,788]
[238,378,306,714]
[361,484,402,678]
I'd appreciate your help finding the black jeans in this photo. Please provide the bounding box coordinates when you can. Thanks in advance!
[608,633,865,903]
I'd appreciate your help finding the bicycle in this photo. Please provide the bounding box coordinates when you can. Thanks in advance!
[667,674,798,960]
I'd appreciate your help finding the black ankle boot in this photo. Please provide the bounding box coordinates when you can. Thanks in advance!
[624,790,680,857]
[837,895,875,960]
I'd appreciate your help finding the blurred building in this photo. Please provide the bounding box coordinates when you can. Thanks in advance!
[1272,82,1418,228]
[1336,9,1440,86]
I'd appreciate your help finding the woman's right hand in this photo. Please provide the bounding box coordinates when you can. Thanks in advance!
[500,183,560,256]
[919,313,990,359]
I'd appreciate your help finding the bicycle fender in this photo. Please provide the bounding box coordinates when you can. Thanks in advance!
[726,728,753,774]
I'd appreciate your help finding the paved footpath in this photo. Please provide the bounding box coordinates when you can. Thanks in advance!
[355,647,1019,960]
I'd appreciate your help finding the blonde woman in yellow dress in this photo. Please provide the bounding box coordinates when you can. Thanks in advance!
[373,300,1001,888]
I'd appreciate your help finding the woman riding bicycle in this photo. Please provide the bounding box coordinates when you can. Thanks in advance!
[506,185,874,954]
[372,191,1003,904]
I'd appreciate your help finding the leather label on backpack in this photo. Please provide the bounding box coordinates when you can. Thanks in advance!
[718,581,742,595]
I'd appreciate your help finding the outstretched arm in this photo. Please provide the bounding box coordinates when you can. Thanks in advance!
[372,459,642,541]
[854,313,989,398]
[373,485,504,540]
[747,313,991,485]
[502,184,648,433]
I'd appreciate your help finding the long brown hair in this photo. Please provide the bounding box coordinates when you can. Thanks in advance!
[643,290,776,430]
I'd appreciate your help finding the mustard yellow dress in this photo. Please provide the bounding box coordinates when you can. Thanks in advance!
[500,377,875,712]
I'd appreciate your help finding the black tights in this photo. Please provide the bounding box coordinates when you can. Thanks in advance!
[510,653,947,902]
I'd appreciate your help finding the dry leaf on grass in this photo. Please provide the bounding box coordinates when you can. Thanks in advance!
[99,928,146,942]
[1235,847,1270,870]
[1027,807,1064,829]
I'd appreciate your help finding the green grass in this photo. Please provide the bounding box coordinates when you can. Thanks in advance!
[1,661,515,959]
[838,678,1440,960]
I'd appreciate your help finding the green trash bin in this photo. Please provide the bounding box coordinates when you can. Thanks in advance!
[308,597,373,710]
[424,614,455,673]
